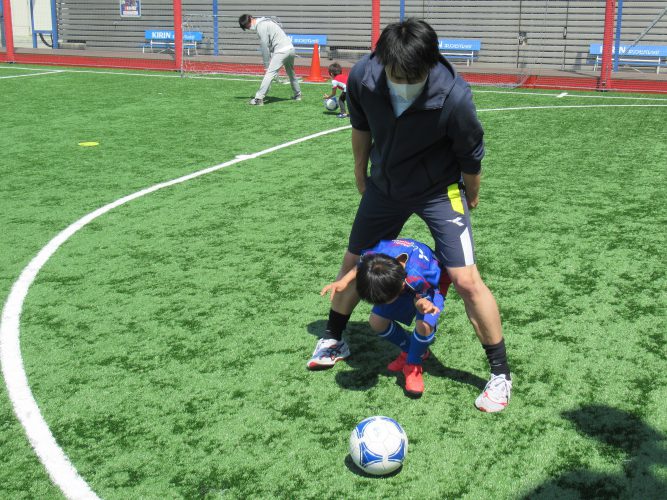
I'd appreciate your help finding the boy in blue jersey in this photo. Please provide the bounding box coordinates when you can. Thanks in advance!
[320,238,451,396]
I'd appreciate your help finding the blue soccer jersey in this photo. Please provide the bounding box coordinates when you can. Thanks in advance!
[361,239,445,327]
[362,239,441,300]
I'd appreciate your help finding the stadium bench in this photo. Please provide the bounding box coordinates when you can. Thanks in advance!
[288,34,327,57]
[142,30,203,55]
[438,39,481,66]
[589,44,667,74]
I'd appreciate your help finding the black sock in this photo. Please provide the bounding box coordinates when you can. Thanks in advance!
[324,309,351,341]
[482,339,511,379]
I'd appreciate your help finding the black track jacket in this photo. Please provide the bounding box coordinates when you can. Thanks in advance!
[347,53,485,201]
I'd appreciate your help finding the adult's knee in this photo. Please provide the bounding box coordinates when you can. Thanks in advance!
[449,267,484,300]
[340,251,360,275]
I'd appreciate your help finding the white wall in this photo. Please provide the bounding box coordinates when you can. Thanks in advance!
[8,0,53,47]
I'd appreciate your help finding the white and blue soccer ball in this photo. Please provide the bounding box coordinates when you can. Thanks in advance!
[349,416,408,475]
[324,96,339,111]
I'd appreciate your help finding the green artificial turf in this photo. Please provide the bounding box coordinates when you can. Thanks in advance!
[1,65,666,499]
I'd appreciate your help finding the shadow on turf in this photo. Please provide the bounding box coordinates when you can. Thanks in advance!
[343,455,403,478]
[522,405,667,499]
[306,320,487,394]
[235,96,293,105]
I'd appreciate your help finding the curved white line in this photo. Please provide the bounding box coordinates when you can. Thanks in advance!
[2,101,666,498]
[0,125,349,500]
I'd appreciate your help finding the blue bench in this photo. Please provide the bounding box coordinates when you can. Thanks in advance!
[142,30,203,55]
[589,44,667,74]
[288,34,327,56]
[438,39,481,66]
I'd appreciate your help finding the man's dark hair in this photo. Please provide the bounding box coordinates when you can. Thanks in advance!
[374,18,440,81]
[239,14,252,31]
[356,253,407,305]
[328,62,342,76]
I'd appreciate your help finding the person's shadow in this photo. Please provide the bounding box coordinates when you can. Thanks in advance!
[306,320,487,397]
[523,404,667,498]
[234,96,292,105]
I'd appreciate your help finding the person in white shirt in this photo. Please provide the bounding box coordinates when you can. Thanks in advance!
[239,14,302,106]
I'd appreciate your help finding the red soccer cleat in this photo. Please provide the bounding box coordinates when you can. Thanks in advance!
[403,363,424,395]
[387,350,430,372]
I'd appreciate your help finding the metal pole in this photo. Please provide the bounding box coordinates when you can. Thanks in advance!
[599,0,616,90]
[30,0,37,48]
[51,0,58,48]
[213,0,218,55]
[371,0,380,50]
[174,0,183,73]
[1,0,15,61]
[613,0,623,72]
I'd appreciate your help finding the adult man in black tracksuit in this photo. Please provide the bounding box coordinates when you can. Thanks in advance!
[308,19,512,412]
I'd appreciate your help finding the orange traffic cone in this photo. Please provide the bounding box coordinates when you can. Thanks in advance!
[305,42,327,82]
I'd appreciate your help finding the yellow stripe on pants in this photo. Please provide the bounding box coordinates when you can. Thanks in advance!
[447,184,464,214]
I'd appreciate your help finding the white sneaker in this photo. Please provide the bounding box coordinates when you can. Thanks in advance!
[307,338,350,370]
[475,374,512,413]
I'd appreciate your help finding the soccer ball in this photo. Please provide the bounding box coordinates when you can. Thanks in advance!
[349,416,408,475]
[324,96,339,111]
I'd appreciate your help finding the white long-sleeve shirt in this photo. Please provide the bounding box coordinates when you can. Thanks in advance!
[255,17,294,67]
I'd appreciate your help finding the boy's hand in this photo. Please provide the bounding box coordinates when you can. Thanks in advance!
[323,93,331,99]
[415,295,440,315]
[321,280,348,301]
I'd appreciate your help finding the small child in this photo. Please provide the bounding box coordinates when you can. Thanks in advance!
[320,238,451,396]
[322,62,349,118]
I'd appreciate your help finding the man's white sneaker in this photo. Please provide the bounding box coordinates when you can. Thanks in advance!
[475,374,512,413]
[307,338,350,370]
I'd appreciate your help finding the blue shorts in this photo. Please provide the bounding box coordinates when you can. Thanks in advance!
[348,181,476,268]
[372,291,445,330]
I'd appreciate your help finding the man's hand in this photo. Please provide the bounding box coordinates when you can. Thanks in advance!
[466,192,479,209]
[414,295,440,315]
[462,173,480,210]
[321,280,349,301]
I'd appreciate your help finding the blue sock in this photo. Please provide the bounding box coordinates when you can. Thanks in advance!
[377,321,410,352]
[407,330,435,365]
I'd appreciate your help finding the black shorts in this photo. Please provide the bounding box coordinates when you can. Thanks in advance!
[347,181,476,268]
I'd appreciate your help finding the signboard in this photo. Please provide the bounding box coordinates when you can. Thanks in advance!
[120,0,141,17]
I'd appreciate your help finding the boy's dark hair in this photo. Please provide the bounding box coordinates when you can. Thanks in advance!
[374,18,440,81]
[328,62,342,76]
[239,14,252,30]
[356,253,407,305]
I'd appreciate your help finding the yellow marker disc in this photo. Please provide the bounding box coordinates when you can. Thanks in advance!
[78,141,99,147]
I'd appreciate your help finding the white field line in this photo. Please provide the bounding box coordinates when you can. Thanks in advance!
[3,65,666,97]
[0,65,58,71]
[2,101,667,499]
[479,104,667,112]
[0,70,64,79]
[475,88,667,101]
[0,124,350,500]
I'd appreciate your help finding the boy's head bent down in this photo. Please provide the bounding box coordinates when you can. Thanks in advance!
[356,253,407,305]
